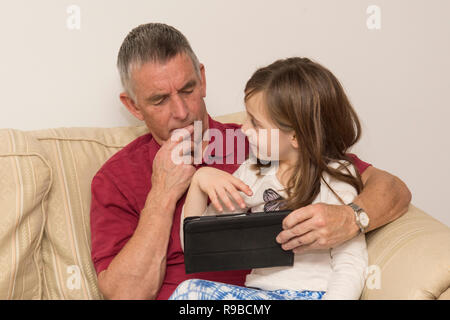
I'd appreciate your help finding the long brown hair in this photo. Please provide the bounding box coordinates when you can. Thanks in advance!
[244,57,364,210]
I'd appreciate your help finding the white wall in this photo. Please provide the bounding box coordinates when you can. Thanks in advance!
[0,0,449,226]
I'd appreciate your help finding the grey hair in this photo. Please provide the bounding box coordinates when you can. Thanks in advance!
[117,23,201,100]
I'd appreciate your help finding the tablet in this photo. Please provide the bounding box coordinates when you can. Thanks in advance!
[183,210,294,274]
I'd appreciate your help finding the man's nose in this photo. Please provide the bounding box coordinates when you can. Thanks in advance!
[171,94,189,120]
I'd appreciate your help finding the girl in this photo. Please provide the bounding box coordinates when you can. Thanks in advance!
[169,57,368,300]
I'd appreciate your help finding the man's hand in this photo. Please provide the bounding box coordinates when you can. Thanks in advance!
[276,203,359,254]
[276,165,412,254]
[148,124,197,207]
[98,125,197,300]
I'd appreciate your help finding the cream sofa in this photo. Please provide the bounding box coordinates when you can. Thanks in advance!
[0,111,449,300]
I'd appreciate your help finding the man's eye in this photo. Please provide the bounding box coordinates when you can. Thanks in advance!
[154,98,166,106]
[182,89,194,94]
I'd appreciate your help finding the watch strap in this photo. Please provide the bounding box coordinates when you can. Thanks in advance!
[348,202,366,234]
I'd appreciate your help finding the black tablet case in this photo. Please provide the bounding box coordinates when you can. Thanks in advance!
[183,210,294,274]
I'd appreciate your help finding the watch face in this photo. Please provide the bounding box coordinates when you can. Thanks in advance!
[360,212,370,228]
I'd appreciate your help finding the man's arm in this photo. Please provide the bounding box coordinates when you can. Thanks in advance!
[95,126,196,299]
[276,164,412,253]
[350,165,412,233]
[97,188,177,299]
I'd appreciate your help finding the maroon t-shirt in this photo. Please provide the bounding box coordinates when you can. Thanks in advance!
[90,114,372,300]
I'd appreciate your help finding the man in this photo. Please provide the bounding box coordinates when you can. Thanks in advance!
[90,23,411,300]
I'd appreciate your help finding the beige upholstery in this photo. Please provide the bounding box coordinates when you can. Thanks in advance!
[29,126,148,299]
[215,111,247,126]
[0,111,448,299]
[0,129,51,299]
[361,204,450,299]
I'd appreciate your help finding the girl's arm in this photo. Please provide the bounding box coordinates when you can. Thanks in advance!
[324,233,368,300]
[179,175,208,252]
[183,175,209,219]
[320,162,368,300]
[180,166,253,251]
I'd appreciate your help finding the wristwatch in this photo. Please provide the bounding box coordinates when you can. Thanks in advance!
[348,202,370,234]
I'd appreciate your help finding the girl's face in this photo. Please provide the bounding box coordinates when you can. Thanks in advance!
[241,91,298,162]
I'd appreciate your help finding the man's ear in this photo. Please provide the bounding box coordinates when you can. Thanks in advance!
[120,92,144,121]
[199,63,206,98]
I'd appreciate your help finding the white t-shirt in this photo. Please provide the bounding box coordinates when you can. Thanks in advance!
[180,159,368,300]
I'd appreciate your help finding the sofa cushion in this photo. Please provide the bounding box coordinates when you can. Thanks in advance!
[29,126,148,299]
[0,129,51,299]
[361,204,450,299]
[214,111,246,125]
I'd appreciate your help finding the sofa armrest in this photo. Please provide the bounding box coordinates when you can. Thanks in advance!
[361,204,450,299]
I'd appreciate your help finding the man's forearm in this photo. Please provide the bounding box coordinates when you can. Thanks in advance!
[275,166,412,253]
[97,188,177,300]
[352,166,412,232]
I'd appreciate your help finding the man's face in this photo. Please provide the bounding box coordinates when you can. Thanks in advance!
[122,53,208,145]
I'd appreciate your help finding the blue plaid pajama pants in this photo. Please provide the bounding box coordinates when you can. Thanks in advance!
[168,279,325,300]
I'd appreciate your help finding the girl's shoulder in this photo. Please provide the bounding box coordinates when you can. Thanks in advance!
[325,159,358,177]
[320,160,358,192]
[318,160,359,204]
[232,158,256,177]
[231,158,265,185]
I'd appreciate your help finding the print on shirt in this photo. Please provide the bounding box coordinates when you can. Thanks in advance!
[263,188,284,212]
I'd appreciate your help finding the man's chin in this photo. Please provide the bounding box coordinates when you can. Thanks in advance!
[168,128,194,142]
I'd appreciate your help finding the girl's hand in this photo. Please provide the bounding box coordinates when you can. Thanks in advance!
[192,167,253,212]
